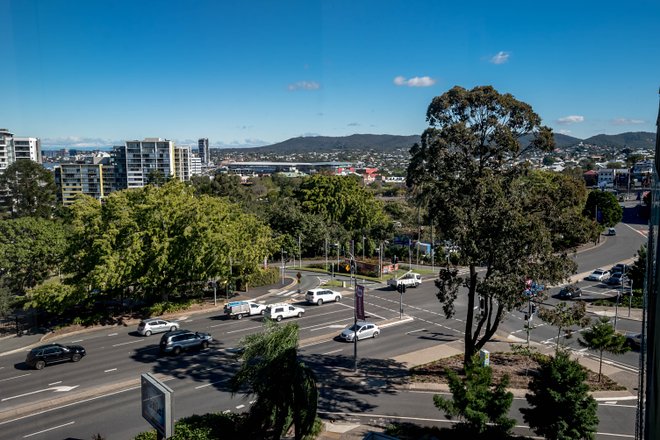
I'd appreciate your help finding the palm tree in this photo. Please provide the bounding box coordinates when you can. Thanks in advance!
[579,317,630,381]
[231,320,318,440]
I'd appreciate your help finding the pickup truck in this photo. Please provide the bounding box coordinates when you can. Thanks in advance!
[224,301,267,320]
[387,272,422,290]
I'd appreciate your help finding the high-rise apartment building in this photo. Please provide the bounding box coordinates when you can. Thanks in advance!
[0,128,42,172]
[198,138,209,164]
[55,156,115,206]
[113,138,176,189]
[174,145,192,182]
[191,154,202,176]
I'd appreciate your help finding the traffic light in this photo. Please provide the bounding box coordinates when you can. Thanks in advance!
[397,284,406,294]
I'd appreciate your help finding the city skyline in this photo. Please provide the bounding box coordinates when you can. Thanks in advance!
[1,0,658,149]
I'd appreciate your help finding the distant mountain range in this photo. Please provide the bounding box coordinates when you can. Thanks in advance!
[218,131,655,154]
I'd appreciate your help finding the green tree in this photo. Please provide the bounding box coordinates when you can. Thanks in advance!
[521,350,599,440]
[538,301,591,350]
[433,356,515,436]
[583,190,623,227]
[0,217,69,294]
[0,160,57,219]
[406,85,581,366]
[578,317,629,381]
[231,320,317,440]
[628,244,646,289]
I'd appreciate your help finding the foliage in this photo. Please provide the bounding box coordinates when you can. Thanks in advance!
[406,85,584,366]
[64,180,273,304]
[583,190,623,227]
[0,284,13,317]
[0,160,57,219]
[245,267,279,288]
[133,412,247,440]
[433,355,515,436]
[521,350,599,440]
[0,217,69,294]
[231,320,318,440]
[23,283,85,316]
[266,200,330,258]
[628,244,646,288]
[144,299,197,317]
[538,301,591,350]
[578,317,629,381]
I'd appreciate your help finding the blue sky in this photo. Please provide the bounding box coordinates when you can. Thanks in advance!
[1,0,658,148]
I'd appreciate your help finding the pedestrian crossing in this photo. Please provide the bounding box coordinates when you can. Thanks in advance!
[276,290,299,297]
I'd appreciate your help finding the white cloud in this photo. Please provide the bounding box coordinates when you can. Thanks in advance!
[612,118,646,125]
[558,129,572,135]
[347,122,360,127]
[287,81,320,91]
[490,51,510,64]
[393,75,436,87]
[557,115,585,124]
[41,136,118,148]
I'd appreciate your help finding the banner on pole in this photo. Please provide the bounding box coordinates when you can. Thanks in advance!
[355,285,365,320]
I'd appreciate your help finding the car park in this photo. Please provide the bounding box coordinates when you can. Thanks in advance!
[263,303,305,321]
[339,321,380,342]
[610,263,629,275]
[586,269,611,282]
[159,330,212,355]
[26,343,86,370]
[558,285,582,299]
[305,288,342,305]
[137,318,180,336]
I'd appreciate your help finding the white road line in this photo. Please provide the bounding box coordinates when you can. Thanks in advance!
[222,410,231,414]
[322,349,343,355]
[227,325,262,334]
[104,368,117,373]
[107,333,118,337]
[184,319,194,322]
[405,328,426,335]
[195,379,228,389]
[48,381,62,386]
[236,404,245,409]
[112,340,140,347]
[309,321,353,332]
[23,421,75,438]
[210,323,224,328]
[70,339,83,343]
[0,373,30,382]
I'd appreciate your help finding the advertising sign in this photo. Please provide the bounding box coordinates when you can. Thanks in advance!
[141,373,174,438]
[355,284,365,320]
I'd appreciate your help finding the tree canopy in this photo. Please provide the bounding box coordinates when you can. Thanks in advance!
[583,190,623,228]
[406,85,590,364]
[0,160,57,219]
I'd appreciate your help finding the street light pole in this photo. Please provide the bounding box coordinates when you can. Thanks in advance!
[298,235,302,269]
[281,248,286,285]
[325,237,328,273]
[628,278,634,317]
[362,235,365,261]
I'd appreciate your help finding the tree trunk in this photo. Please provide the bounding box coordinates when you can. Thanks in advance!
[464,265,478,368]
[599,349,603,382]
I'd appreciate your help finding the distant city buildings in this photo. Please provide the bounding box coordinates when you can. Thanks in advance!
[0,128,42,173]
[55,153,115,205]
[198,138,209,165]
[113,138,177,190]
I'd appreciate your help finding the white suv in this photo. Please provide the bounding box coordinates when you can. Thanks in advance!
[264,303,305,322]
[305,288,342,305]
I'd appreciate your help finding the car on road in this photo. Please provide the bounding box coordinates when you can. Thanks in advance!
[607,272,626,286]
[625,333,641,350]
[305,288,342,305]
[607,227,616,236]
[558,285,582,299]
[387,272,422,290]
[263,303,305,322]
[159,330,212,355]
[224,300,267,319]
[586,269,611,282]
[339,321,380,342]
[26,343,86,370]
[137,318,180,336]
[610,263,629,275]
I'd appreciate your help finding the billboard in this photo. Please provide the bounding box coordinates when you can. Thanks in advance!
[141,373,174,438]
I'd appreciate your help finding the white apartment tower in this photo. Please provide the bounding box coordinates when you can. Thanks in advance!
[173,145,192,182]
[113,138,176,189]
[0,128,42,172]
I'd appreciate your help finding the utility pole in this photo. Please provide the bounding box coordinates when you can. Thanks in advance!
[280,249,285,285]
[362,235,365,261]
[298,235,302,268]
[325,237,328,273]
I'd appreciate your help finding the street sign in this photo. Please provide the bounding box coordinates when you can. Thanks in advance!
[141,373,173,438]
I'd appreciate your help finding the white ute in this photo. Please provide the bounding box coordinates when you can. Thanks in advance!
[387,272,422,290]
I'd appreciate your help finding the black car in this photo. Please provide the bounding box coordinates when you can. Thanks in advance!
[26,343,86,370]
[558,285,582,300]
[159,329,212,355]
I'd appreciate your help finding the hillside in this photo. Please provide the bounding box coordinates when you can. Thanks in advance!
[583,132,655,149]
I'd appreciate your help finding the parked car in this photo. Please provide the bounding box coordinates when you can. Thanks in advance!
[607,272,626,286]
[224,300,267,319]
[586,269,611,282]
[305,288,342,305]
[137,318,180,336]
[558,285,582,299]
[610,263,629,275]
[26,343,86,370]
[264,303,305,322]
[159,330,212,355]
[339,321,380,342]
[607,227,616,236]
[387,272,422,290]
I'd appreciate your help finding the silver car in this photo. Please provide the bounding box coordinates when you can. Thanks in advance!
[339,322,380,342]
[137,318,179,336]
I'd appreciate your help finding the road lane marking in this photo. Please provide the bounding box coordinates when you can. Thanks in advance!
[48,381,62,386]
[104,368,117,373]
[236,404,245,409]
[70,339,83,343]
[227,325,262,334]
[107,333,118,336]
[195,379,228,389]
[112,340,140,347]
[322,349,343,355]
[2,385,79,402]
[0,373,30,382]
[23,421,75,438]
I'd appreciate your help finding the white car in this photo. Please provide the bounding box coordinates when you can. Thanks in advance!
[264,303,305,322]
[387,272,422,290]
[137,318,180,336]
[339,321,380,342]
[586,269,611,282]
[305,288,342,305]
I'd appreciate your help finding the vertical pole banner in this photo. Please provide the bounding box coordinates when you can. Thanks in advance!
[355,284,365,320]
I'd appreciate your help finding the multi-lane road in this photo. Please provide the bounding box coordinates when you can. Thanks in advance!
[0,207,648,439]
